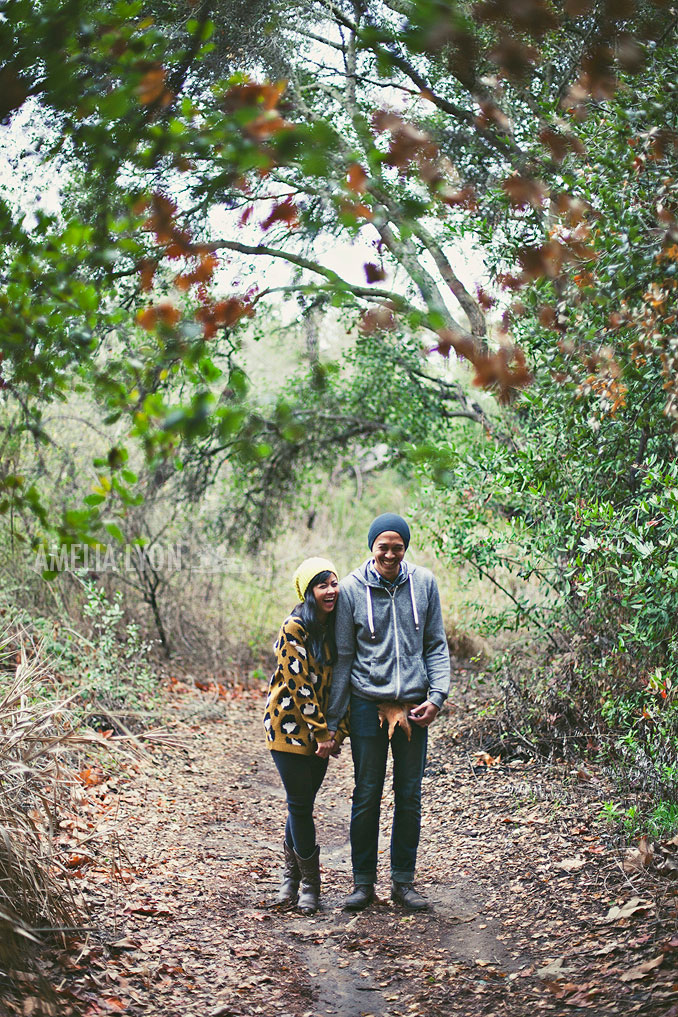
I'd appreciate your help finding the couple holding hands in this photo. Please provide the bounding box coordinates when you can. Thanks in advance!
[263,513,450,916]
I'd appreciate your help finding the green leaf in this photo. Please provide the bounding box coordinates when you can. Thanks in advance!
[105,522,125,542]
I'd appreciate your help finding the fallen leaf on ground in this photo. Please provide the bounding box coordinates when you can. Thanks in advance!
[620,953,664,981]
[536,957,574,978]
[555,856,586,872]
[473,751,501,766]
[603,897,654,922]
[623,836,654,873]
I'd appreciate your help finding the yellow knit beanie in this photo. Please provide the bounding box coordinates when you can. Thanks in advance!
[293,557,337,602]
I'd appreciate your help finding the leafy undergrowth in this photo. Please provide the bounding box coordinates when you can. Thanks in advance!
[463,643,678,843]
[6,667,678,1016]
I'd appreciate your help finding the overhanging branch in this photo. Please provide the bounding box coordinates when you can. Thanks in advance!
[207,237,419,313]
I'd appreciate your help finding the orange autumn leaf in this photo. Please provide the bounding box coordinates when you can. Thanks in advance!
[222,80,289,139]
[136,306,157,330]
[156,303,181,326]
[476,0,558,35]
[537,304,557,327]
[137,302,181,331]
[137,66,173,107]
[502,173,548,210]
[132,196,150,216]
[144,193,178,243]
[475,101,512,132]
[539,127,586,163]
[102,998,127,1012]
[174,254,219,291]
[195,298,254,338]
[518,240,566,280]
[489,37,538,80]
[193,253,219,282]
[246,112,289,139]
[214,298,255,326]
[347,163,368,194]
[143,192,194,255]
[77,766,104,787]
[223,80,287,113]
[471,346,533,404]
[261,199,298,231]
[65,853,92,869]
[435,330,532,403]
[339,198,373,221]
[139,259,156,293]
[174,274,192,292]
[165,238,193,259]
[378,702,412,741]
[436,328,475,360]
[475,285,495,310]
[438,185,477,209]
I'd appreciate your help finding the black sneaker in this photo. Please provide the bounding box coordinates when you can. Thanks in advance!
[391,881,429,911]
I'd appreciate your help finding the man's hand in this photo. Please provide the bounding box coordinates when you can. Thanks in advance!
[315,732,337,758]
[408,701,440,728]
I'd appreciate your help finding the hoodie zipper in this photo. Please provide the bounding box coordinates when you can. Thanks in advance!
[387,586,401,701]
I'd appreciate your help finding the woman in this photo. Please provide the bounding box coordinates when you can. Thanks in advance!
[263,556,347,914]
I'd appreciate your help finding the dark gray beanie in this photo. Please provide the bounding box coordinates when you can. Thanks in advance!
[367,513,411,550]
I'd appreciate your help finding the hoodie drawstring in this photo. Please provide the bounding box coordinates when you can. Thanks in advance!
[366,584,376,640]
[363,568,419,636]
[409,573,420,631]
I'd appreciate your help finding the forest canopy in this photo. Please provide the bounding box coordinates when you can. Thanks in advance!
[2,0,678,825]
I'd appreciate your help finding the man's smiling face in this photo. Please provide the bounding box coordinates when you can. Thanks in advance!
[372,530,406,580]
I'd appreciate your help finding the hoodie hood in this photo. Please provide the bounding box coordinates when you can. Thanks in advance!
[353,559,419,640]
[357,558,411,589]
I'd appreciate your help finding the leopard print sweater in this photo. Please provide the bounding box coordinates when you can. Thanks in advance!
[263,615,347,755]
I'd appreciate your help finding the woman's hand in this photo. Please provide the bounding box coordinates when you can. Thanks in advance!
[315,737,336,758]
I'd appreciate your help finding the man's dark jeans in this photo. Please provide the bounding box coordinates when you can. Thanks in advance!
[349,693,428,884]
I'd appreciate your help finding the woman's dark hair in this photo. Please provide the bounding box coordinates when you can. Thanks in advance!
[297,570,337,664]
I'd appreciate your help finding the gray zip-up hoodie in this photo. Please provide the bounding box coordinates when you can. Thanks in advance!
[325,559,450,731]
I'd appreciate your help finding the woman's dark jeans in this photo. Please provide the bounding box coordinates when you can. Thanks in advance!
[271,750,328,859]
[349,693,428,884]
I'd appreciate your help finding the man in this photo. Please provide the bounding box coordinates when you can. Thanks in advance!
[325,513,450,912]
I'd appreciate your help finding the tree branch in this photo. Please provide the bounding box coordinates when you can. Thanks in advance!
[312,0,526,168]
[207,237,418,310]
[373,217,475,341]
[409,220,487,339]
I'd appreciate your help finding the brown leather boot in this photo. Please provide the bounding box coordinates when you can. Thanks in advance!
[294,845,320,915]
[275,841,300,905]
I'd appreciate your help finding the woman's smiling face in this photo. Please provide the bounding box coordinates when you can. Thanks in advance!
[313,574,339,615]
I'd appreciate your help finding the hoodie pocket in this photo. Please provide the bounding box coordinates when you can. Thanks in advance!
[400,656,427,693]
[366,656,395,686]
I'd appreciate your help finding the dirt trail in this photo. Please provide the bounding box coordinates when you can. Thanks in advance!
[38,681,678,1017]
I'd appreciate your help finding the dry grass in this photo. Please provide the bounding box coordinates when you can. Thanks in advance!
[0,625,81,988]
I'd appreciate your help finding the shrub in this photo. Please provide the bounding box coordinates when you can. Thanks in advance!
[0,626,81,993]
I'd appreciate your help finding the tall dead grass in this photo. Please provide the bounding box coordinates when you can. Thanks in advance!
[0,625,81,986]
